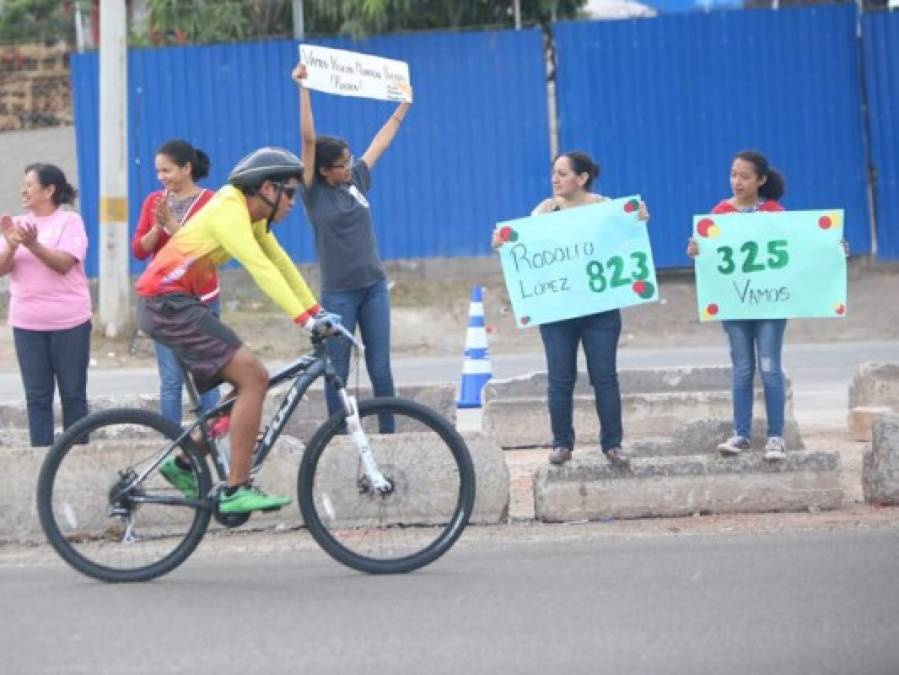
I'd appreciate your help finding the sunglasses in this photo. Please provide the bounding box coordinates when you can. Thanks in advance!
[272,182,298,199]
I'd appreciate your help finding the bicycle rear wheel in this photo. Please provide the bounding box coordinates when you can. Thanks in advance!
[36,408,213,582]
[298,397,475,574]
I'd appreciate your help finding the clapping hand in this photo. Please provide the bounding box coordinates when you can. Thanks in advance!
[154,198,176,235]
[17,221,38,248]
[0,215,20,247]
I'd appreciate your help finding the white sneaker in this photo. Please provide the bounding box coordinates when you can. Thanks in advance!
[764,436,787,461]
[717,435,750,456]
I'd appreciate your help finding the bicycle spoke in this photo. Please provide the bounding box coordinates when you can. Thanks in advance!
[38,409,212,582]
[300,398,474,573]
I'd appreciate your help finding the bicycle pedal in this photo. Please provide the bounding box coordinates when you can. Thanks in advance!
[260,505,283,513]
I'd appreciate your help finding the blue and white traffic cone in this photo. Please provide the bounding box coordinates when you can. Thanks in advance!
[457,286,492,409]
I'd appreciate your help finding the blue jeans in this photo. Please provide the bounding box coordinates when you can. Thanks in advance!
[322,278,395,433]
[538,309,623,452]
[13,320,91,447]
[722,319,787,438]
[154,298,221,426]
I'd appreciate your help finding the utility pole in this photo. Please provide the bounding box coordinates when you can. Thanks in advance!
[98,0,130,338]
[292,0,305,40]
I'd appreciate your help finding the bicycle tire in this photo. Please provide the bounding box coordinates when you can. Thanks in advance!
[298,397,475,574]
[37,408,213,582]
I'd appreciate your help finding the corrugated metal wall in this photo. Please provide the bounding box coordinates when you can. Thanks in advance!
[863,11,899,260]
[70,29,551,277]
[70,51,100,278]
[553,4,871,269]
[71,6,898,277]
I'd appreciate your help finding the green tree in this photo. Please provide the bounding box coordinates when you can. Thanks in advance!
[0,0,77,43]
[141,0,589,45]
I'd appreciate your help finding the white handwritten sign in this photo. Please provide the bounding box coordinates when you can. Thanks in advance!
[298,44,412,102]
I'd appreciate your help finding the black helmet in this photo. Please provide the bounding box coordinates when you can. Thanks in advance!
[228,146,303,190]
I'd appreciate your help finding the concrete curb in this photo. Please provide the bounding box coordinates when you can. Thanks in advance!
[534,450,842,522]
[483,367,795,448]
[0,431,508,545]
[628,417,805,457]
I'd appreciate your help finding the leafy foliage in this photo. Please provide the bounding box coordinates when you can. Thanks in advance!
[0,0,77,43]
[142,0,589,45]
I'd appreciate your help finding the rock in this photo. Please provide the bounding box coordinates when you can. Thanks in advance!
[862,414,899,505]
[849,362,899,409]
[848,406,894,442]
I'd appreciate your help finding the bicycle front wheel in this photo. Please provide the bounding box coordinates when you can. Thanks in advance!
[36,408,213,582]
[298,397,475,574]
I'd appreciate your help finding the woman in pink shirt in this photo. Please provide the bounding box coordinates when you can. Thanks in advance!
[0,164,92,446]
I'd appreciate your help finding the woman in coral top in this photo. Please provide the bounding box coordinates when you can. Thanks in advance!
[0,164,92,446]
[132,139,218,425]
[688,151,790,460]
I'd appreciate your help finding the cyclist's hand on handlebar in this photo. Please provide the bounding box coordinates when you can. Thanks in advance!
[304,309,342,337]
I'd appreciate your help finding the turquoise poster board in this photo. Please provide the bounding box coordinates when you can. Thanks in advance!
[497,196,658,328]
[692,209,847,321]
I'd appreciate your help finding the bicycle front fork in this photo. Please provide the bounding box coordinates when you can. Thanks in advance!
[338,390,392,496]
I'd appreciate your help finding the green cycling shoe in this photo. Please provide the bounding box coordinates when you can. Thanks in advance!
[219,485,291,514]
[158,456,198,499]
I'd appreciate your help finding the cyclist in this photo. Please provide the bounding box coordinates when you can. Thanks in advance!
[136,147,341,513]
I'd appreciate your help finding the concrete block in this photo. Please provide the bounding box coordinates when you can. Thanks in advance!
[0,447,46,544]
[299,431,508,527]
[484,392,794,448]
[534,450,842,522]
[0,435,307,545]
[0,385,457,444]
[635,417,806,456]
[482,366,795,448]
[848,406,894,442]
[265,383,458,442]
[849,362,899,409]
[484,366,794,399]
[862,415,899,505]
[0,428,508,545]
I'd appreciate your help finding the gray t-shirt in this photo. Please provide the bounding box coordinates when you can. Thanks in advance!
[299,160,385,293]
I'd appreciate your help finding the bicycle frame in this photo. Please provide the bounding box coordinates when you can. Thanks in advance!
[120,329,383,509]
[181,337,333,484]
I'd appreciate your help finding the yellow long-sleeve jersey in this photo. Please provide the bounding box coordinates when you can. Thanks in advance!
[136,185,320,324]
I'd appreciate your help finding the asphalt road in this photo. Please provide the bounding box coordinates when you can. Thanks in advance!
[2,525,898,674]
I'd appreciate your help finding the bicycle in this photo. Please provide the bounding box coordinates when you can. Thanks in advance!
[36,327,476,582]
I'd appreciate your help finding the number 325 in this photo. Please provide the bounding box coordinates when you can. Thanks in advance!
[716,240,789,275]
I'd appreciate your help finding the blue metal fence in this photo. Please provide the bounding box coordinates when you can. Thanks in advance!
[554,4,871,269]
[863,11,899,260]
[71,6,897,277]
[70,28,551,277]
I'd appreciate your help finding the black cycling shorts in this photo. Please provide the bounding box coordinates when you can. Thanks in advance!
[137,294,242,393]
